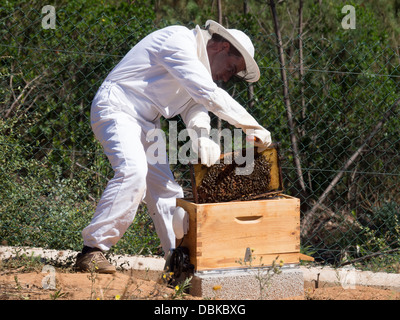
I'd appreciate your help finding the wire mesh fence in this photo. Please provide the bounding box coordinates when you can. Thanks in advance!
[1,3,399,272]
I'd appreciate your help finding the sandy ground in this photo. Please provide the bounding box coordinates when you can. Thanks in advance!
[0,269,187,300]
[1,246,399,300]
[1,268,400,300]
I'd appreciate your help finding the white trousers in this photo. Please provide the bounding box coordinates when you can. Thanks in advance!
[82,82,184,255]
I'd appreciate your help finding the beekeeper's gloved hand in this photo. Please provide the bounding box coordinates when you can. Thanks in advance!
[193,137,221,167]
[246,128,272,152]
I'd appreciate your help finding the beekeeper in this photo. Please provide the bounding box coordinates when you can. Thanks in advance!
[76,20,272,273]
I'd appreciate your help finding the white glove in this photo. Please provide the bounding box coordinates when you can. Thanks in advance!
[193,137,221,167]
[246,128,272,152]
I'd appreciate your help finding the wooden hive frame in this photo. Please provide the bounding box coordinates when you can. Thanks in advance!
[189,143,284,204]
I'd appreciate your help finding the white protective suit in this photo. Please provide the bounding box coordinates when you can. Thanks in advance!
[82,24,271,255]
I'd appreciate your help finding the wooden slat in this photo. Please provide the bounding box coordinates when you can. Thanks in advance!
[299,253,315,261]
[196,253,300,271]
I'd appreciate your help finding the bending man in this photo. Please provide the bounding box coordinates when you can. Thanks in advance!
[76,20,271,273]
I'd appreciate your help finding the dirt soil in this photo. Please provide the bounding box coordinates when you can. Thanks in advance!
[1,269,399,300]
[302,283,400,300]
[0,269,190,300]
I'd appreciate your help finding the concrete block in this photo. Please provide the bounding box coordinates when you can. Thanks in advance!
[190,265,304,300]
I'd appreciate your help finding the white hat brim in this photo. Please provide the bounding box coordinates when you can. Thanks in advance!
[205,20,260,82]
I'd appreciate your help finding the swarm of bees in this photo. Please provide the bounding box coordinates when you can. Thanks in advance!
[196,149,272,203]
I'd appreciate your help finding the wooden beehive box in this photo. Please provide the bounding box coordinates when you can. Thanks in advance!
[176,194,301,271]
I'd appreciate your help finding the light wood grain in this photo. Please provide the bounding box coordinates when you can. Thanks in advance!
[177,195,301,271]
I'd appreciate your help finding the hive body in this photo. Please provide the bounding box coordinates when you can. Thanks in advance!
[176,195,301,271]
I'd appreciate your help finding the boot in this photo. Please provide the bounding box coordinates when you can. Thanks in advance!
[75,247,116,274]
